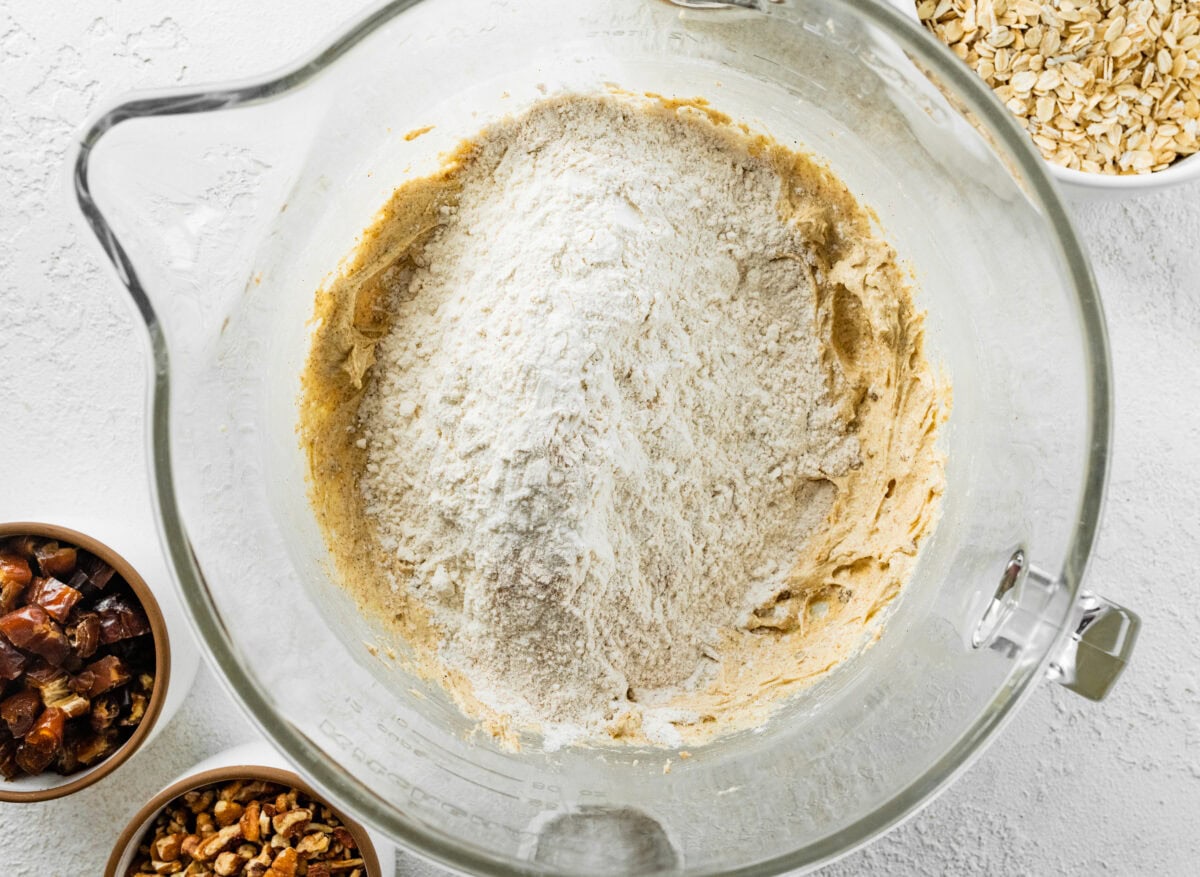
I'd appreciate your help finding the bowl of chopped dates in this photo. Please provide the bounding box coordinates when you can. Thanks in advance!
[106,742,391,877]
[0,522,170,801]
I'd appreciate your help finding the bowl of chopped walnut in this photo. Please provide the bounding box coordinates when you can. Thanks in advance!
[0,522,185,802]
[908,0,1200,194]
[106,742,393,877]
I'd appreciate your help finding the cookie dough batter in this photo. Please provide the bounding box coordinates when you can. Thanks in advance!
[299,92,947,747]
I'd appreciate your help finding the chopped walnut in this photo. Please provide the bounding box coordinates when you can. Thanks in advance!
[128,780,369,877]
[195,812,216,837]
[153,833,185,862]
[194,824,243,861]
[240,800,261,843]
[295,832,330,856]
[213,851,244,876]
[185,789,216,814]
[214,799,243,827]
[271,808,311,839]
[245,845,273,876]
[263,848,299,877]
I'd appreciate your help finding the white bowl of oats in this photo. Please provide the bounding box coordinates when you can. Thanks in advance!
[911,0,1200,194]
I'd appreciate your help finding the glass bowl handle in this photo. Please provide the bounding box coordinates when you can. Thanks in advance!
[1047,592,1140,701]
[976,556,1139,702]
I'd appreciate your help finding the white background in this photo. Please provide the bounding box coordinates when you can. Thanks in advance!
[0,1,1197,874]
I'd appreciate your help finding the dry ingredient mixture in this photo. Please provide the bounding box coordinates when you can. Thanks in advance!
[300,93,947,746]
[919,0,1200,173]
[126,779,367,877]
[0,535,155,779]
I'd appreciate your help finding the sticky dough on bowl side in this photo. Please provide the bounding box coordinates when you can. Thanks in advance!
[298,92,949,749]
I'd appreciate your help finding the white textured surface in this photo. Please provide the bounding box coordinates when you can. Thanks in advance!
[0,1,1196,875]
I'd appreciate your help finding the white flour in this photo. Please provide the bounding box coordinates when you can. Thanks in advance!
[356,96,859,739]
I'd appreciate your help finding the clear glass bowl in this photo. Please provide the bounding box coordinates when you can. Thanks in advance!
[72,0,1139,873]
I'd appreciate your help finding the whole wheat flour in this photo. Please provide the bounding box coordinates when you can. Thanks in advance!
[300,93,948,746]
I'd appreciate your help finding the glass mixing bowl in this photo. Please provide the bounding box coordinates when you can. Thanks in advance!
[72,0,1141,873]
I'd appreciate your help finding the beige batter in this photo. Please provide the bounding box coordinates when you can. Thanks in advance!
[299,92,948,747]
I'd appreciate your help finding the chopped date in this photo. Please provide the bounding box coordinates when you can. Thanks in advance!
[30,670,91,719]
[33,542,77,579]
[0,552,32,591]
[13,741,55,776]
[0,605,71,666]
[0,581,24,616]
[0,636,25,681]
[14,739,56,777]
[66,612,101,659]
[0,547,37,614]
[0,533,156,783]
[15,707,65,774]
[74,728,118,766]
[26,577,83,623]
[3,536,39,560]
[15,741,55,775]
[105,635,153,669]
[121,692,148,727]
[55,732,81,775]
[49,690,91,721]
[25,706,65,747]
[69,669,96,698]
[0,553,30,614]
[78,551,116,590]
[73,654,131,698]
[89,694,120,732]
[0,735,18,781]
[93,594,151,644]
[24,662,64,688]
[69,671,97,700]
[0,690,41,737]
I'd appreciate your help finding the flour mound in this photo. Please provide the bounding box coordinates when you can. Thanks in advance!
[356,96,858,735]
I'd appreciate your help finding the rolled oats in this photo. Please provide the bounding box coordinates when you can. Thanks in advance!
[918,0,1200,172]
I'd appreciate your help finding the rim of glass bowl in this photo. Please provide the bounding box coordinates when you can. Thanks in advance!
[70,1,1112,874]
